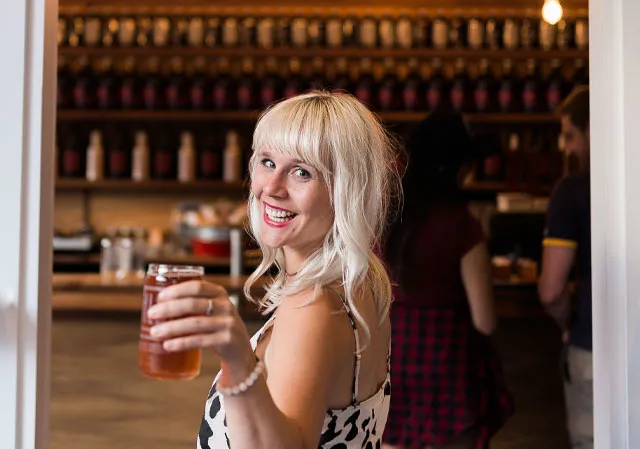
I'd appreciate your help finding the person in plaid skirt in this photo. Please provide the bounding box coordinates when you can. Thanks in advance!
[381,111,514,449]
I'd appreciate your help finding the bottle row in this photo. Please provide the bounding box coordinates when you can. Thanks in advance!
[56,127,246,183]
[474,131,568,189]
[58,14,588,51]
[58,55,589,113]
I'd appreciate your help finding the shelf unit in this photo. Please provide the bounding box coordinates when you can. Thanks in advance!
[55,178,247,193]
[58,47,590,61]
[56,110,561,124]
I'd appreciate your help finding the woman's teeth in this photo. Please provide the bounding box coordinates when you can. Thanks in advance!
[266,205,296,222]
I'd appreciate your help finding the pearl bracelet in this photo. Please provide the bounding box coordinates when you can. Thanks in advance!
[216,359,266,396]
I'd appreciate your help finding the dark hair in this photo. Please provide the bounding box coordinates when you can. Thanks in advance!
[383,110,475,289]
[557,86,589,132]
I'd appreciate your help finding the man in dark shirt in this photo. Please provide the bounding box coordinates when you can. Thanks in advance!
[538,86,592,449]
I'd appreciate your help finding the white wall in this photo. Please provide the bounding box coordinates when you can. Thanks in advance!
[590,0,640,446]
[0,0,57,447]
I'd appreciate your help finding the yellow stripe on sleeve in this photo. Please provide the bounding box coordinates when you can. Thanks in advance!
[543,238,578,249]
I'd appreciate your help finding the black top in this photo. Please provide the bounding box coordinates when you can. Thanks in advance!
[543,172,592,350]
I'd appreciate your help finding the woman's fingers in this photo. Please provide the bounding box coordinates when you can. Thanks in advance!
[150,315,235,340]
[156,280,227,302]
[147,296,234,320]
[163,332,236,352]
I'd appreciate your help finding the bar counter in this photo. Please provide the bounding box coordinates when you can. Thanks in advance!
[52,274,544,318]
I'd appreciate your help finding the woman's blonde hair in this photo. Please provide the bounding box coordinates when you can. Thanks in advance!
[244,91,401,344]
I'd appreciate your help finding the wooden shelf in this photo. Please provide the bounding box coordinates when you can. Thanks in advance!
[58,46,589,61]
[57,109,561,124]
[55,179,247,193]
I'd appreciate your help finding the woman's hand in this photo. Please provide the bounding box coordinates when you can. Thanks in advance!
[147,280,255,377]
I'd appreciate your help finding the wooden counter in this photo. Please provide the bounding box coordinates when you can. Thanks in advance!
[52,273,267,317]
[52,273,544,318]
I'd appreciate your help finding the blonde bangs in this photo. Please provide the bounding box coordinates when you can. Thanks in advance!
[251,94,334,179]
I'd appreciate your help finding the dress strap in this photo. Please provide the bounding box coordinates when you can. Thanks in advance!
[328,286,360,406]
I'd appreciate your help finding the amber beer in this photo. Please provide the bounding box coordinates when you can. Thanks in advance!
[139,264,205,380]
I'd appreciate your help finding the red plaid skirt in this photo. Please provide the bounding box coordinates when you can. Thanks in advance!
[383,304,514,449]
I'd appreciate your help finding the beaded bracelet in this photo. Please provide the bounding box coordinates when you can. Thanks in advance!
[216,359,266,396]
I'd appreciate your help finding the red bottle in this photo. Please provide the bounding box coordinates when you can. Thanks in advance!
[450,58,471,113]
[211,57,234,110]
[120,56,141,109]
[402,58,423,111]
[142,57,165,110]
[521,59,541,113]
[474,58,496,113]
[165,57,188,110]
[426,58,446,111]
[497,59,520,113]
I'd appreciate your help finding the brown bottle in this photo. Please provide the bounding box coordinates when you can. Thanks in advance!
[426,58,446,111]
[402,58,423,111]
[332,57,352,93]
[142,57,165,110]
[260,57,283,107]
[60,132,83,178]
[449,58,470,113]
[199,134,222,180]
[474,58,496,113]
[545,59,567,112]
[377,58,399,111]
[211,57,234,110]
[96,57,120,110]
[189,57,210,110]
[497,59,520,113]
[107,131,129,179]
[72,56,97,110]
[120,56,141,109]
[166,57,188,110]
[354,58,376,107]
[57,55,73,109]
[283,58,306,99]
[521,59,541,113]
[236,57,258,110]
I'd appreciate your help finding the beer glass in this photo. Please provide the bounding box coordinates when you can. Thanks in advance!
[139,264,205,380]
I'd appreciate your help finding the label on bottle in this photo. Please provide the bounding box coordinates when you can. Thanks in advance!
[522,84,537,111]
[97,80,114,109]
[378,84,393,110]
[261,84,277,107]
[396,18,413,49]
[143,82,159,109]
[355,85,372,106]
[118,18,136,46]
[154,151,172,178]
[190,82,205,109]
[166,85,181,109]
[212,85,228,109]
[427,86,442,110]
[237,83,253,109]
[62,148,81,176]
[378,19,395,49]
[498,86,513,112]
[450,83,465,111]
[546,85,562,111]
[467,19,484,49]
[152,18,170,47]
[201,151,219,177]
[73,82,88,108]
[403,83,418,111]
[431,20,448,49]
[325,19,343,48]
[485,19,499,49]
[359,19,377,48]
[475,86,489,112]
[188,18,204,46]
[110,150,127,177]
[84,18,101,46]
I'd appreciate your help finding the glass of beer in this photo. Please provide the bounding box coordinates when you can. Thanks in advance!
[139,263,205,380]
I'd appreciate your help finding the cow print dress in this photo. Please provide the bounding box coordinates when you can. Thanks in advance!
[197,298,391,449]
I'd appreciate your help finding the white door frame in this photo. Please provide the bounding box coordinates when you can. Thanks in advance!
[590,0,639,447]
[0,0,57,448]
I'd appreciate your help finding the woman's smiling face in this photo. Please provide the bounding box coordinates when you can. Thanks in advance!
[250,149,333,255]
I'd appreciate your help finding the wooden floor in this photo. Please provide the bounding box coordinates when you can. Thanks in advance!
[50,314,571,449]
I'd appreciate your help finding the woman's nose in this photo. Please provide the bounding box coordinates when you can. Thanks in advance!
[263,172,288,197]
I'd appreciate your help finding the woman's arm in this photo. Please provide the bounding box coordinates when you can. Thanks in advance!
[460,242,497,335]
[148,281,350,449]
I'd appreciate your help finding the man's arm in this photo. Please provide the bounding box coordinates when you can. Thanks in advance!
[538,244,576,330]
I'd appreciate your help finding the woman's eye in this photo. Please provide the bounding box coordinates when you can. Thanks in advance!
[293,168,311,179]
[261,159,275,169]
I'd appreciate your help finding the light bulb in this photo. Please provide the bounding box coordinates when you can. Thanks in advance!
[542,0,563,25]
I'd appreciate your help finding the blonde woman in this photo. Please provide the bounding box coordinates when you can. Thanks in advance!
[147,92,400,449]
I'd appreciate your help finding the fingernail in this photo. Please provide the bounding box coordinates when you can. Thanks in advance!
[164,341,176,351]
[150,326,160,336]
[157,290,166,300]
[147,307,158,319]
